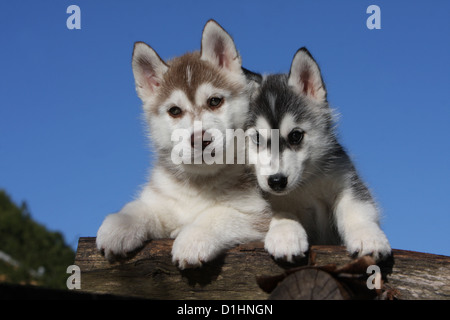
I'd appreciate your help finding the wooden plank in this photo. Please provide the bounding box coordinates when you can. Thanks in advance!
[74,237,450,300]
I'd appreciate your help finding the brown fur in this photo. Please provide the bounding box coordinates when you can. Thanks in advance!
[150,52,244,115]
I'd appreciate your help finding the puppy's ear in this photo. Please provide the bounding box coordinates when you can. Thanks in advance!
[132,42,168,100]
[242,67,263,84]
[200,20,242,73]
[288,47,327,102]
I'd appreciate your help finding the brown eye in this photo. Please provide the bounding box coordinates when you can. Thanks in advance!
[168,106,182,117]
[208,97,223,108]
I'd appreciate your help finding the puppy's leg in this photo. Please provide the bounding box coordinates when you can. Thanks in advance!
[171,206,270,269]
[96,185,168,261]
[334,189,391,261]
[264,212,309,262]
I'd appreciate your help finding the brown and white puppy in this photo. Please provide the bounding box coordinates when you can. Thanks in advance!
[96,20,271,269]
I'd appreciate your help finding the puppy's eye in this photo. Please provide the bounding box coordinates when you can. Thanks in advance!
[288,130,304,145]
[208,97,223,108]
[251,131,264,146]
[168,106,182,118]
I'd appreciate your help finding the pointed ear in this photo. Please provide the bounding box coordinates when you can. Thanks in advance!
[200,20,242,73]
[288,47,327,102]
[132,42,169,100]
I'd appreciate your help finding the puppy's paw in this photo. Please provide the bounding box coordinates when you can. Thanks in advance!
[345,227,391,261]
[171,227,221,270]
[96,213,146,261]
[264,219,309,263]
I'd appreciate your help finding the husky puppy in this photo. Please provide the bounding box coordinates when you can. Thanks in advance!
[246,48,391,262]
[96,20,271,269]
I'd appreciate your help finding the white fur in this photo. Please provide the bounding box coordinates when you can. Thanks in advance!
[256,118,391,260]
[200,20,242,73]
[335,189,391,260]
[264,213,308,262]
[264,174,391,261]
[258,124,391,260]
[97,166,269,268]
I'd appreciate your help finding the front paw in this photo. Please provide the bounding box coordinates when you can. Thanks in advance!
[345,227,391,261]
[264,219,309,263]
[171,228,221,270]
[96,213,146,261]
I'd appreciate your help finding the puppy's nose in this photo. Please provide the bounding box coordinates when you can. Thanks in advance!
[191,131,211,150]
[268,174,288,191]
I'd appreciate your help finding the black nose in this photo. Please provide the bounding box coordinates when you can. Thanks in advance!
[191,131,211,150]
[268,174,288,191]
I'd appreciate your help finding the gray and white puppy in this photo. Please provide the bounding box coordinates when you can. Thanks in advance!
[246,47,391,261]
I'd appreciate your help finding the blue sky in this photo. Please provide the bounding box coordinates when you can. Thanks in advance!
[0,1,449,256]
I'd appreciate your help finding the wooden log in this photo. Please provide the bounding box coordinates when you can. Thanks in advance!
[74,237,288,300]
[267,268,352,300]
[74,237,450,300]
[309,245,450,300]
[260,255,381,300]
